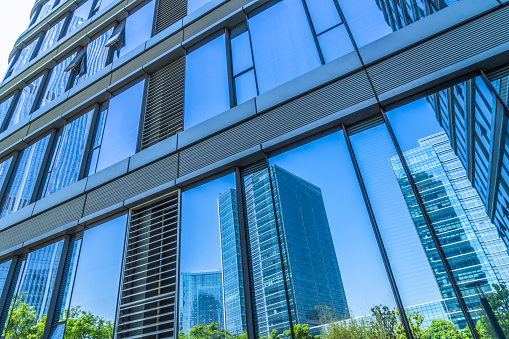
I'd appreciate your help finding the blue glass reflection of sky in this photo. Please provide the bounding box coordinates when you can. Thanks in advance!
[387,98,444,152]
[350,124,443,307]
[268,132,395,317]
[184,35,230,129]
[115,1,155,60]
[69,215,127,321]
[187,0,211,16]
[180,174,236,273]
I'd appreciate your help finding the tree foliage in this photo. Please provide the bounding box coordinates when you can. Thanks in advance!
[475,283,509,339]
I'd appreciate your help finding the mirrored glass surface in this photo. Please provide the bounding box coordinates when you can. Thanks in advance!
[33,0,57,25]
[0,95,15,128]
[74,27,114,86]
[38,17,66,57]
[180,174,247,336]
[248,0,321,94]
[304,0,341,35]
[39,53,76,109]
[317,25,355,63]
[187,0,212,15]
[0,260,11,297]
[230,24,253,76]
[234,70,257,105]
[184,34,230,129]
[8,75,44,129]
[66,0,94,34]
[9,39,39,76]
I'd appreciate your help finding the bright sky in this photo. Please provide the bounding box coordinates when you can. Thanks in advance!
[0,0,34,77]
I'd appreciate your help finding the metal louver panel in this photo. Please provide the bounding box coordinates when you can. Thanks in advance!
[141,57,185,150]
[118,192,180,339]
[346,115,384,135]
[155,0,186,34]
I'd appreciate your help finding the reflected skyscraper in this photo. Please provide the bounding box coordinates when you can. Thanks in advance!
[391,132,509,327]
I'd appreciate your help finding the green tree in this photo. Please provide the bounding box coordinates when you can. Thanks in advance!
[179,322,233,339]
[283,324,320,339]
[3,294,45,339]
[475,283,509,338]
[422,319,470,339]
[395,311,424,339]
[63,306,114,338]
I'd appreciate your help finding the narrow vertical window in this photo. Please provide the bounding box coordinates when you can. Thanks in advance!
[0,95,15,129]
[37,17,66,57]
[38,53,76,109]
[7,75,44,129]
[230,23,257,105]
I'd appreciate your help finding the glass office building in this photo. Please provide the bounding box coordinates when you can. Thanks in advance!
[0,0,507,338]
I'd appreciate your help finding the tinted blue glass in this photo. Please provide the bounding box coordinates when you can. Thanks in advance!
[0,135,50,217]
[0,260,11,297]
[317,25,355,63]
[85,104,107,176]
[66,0,93,34]
[187,0,211,14]
[74,27,113,86]
[112,1,155,62]
[34,0,57,24]
[39,110,93,198]
[8,75,44,129]
[66,215,127,332]
[235,70,257,105]
[50,324,65,339]
[336,0,393,47]
[184,35,230,129]
[248,0,321,94]
[38,18,66,57]
[94,80,145,172]
[0,95,15,127]
[95,0,116,14]
[0,156,13,191]
[10,39,39,75]
[39,53,75,109]
[230,24,252,75]
[304,0,341,34]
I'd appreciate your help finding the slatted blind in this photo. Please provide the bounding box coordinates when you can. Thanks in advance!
[141,57,185,150]
[155,0,187,34]
[117,192,180,339]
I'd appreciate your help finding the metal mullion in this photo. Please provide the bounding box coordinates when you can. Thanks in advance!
[426,0,439,12]
[0,256,19,333]
[174,191,181,338]
[0,89,20,132]
[0,151,20,209]
[480,70,509,119]
[31,69,51,114]
[447,87,458,152]
[299,0,325,65]
[233,66,255,79]
[315,22,342,38]
[380,111,480,339]
[113,214,130,339]
[1,254,28,333]
[78,103,101,180]
[342,125,414,339]
[30,129,58,204]
[244,14,260,96]
[331,0,363,65]
[225,28,235,108]
[31,31,47,62]
[42,235,71,339]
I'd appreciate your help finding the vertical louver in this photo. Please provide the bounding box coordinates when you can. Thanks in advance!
[155,0,187,34]
[141,57,185,150]
[117,192,180,339]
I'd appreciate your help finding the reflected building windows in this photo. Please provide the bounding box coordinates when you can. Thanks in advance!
[0,260,11,297]
[0,95,15,128]
[38,53,76,109]
[7,75,44,129]
[6,38,39,78]
[66,0,94,35]
[37,17,66,57]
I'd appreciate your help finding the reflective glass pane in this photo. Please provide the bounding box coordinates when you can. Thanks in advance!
[94,0,116,14]
[112,1,154,62]
[230,23,253,76]
[4,241,64,337]
[184,34,230,129]
[263,132,397,337]
[317,24,355,63]
[85,104,107,176]
[8,75,44,129]
[249,0,321,94]
[34,0,57,24]
[9,39,39,75]
[39,53,75,109]
[94,79,145,173]
[188,0,211,15]
[304,0,341,35]
[50,323,65,339]
[38,17,66,57]
[180,174,247,336]
[234,70,257,105]
[0,95,15,128]
[39,110,93,198]
[0,260,11,297]
[0,135,50,217]
[64,215,127,337]
[0,156,13,191]
[66,0,94,34]
[74,27,114,86]
[350,121,471,334]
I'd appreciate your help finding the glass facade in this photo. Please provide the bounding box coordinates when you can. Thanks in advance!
[7,75,44,129]
[38,53,75,109]
[37,17,66,57]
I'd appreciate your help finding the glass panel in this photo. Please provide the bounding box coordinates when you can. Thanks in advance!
[111,1,155,62]
[0,260,11,297]
[7,75,44,129]
[0,135,50,217]
[180,174,247,336]
[0,156,13,190]
[350,122,471,334]
[263,132,397,337]
[3,241,64,337]
[184,34,230,129]
[38,17,66,57]
[63,215,127,337]
[94,0,116,14]
[234,70,257,105]
[50,323,65,339]
[66,0,94,34]
[230,23,253,76]
[38,53,76,109]
[34,0,57,24]
[248,0,321,94]
[94,79,145,173]
[73,27,114,86]
[9,38,39,75]
[304,0,341,35]
[39,110,93,198]
[188,0,212,15]
[0,95,15,128]
[317,25,355,63]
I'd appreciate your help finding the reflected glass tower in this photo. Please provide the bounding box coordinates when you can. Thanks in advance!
[391,132,509,327]
[179,271,224,334]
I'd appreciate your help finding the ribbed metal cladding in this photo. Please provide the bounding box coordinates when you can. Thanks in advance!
[118,192,179,339]
[155,0,186,34]
[346,115,384,135]
[141,57,185,150]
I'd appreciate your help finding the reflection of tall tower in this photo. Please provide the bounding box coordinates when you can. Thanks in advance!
[375,0,435,31]
[179,271,224,334]
[390,132,509,327]
[225,165,348,336]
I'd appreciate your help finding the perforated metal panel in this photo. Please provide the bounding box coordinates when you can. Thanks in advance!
[142,57,185,150]
[155,0,186,34]
[118,192,179,338]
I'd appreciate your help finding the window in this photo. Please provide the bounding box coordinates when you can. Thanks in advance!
[90,0,117,17]
[0,135,50,217]
[6,38,40,78]
[0,95,15,129]
[38,53,76,109]
[248,0,321,94]
[30,0,58,26]
[37,17,66,57]
[66,0,94,35]
[86,79,145,175]
[6,75,44,129]
[0,260,11,297]
[184,34,230,129]
[230,23,257,105]
[110,1,155,63]
[187,0,212,15]
[38,110,94,199]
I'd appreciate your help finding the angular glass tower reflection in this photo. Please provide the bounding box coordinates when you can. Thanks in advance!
[391,132,509,327]
[179,271,224,334]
